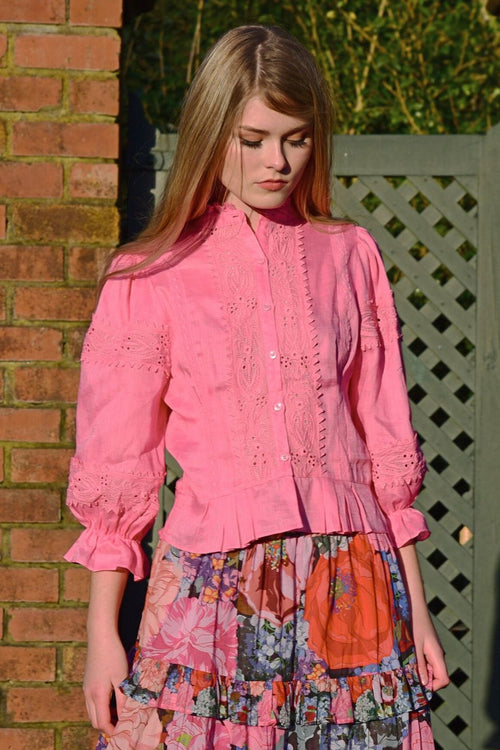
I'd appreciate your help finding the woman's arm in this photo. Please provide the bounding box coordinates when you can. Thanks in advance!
[398,543,449,691]
[347,229,430,548]
[65,271,171,581]
[84,570,129,734]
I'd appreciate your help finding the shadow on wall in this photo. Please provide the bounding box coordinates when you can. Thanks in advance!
[118,527,156,652]
[118,88,158,649]
[123,91,157,242]
[119,569,149,653]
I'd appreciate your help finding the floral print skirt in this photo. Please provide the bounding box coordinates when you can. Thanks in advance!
[98,532,434,749]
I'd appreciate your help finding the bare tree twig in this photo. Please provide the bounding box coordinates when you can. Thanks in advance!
[383,77,424,133]
[357,0,389,111]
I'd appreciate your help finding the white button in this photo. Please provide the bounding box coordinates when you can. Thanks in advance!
[257,257,265,264]
[274,402,283,411]
[280,453,290,462]
[263,304,271,311]
[269,350,277,359]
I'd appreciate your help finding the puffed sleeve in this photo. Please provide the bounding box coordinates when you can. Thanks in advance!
[348,227,429,547]
[64,269,171,580]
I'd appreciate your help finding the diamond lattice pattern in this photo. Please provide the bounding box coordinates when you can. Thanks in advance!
[334,174,477,750]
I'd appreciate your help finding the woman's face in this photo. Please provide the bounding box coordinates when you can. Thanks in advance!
[220,96,313,228]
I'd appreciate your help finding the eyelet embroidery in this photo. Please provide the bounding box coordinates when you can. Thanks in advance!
[264,222,326,476]
[210,244,275,480]
[370,437,426,489]
[67,459,165,510]
[360,294,402,351]
[209,220,327,480]
[81,319,171,374]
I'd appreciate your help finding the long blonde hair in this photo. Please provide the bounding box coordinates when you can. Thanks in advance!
[105,25,335,279]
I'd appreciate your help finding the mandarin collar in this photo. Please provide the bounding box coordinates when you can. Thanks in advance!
[207,200,303,229]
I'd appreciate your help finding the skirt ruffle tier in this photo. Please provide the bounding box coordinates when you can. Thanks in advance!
[98,532,434,749]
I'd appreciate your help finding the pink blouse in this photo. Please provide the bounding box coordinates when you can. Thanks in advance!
[65,204,429,580]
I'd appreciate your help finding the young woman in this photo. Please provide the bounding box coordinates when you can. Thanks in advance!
[65,24,449,750]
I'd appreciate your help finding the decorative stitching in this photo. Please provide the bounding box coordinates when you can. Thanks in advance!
[67,459,165,509]
[370,437,426,489]
[266,222,326,476]
[81,319,171,374]
[360,295,402,352]
[209,240,275,480]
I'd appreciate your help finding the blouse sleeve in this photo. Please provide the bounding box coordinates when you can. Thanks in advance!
[348,227,429,547]
[64,270,171,580]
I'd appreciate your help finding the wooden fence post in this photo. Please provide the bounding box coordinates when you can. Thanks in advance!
[473,121,500,749]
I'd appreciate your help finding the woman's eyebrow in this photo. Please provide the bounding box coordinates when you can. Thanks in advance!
[238,124,311,136]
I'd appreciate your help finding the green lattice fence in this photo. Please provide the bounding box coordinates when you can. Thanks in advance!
[151,125,500,750]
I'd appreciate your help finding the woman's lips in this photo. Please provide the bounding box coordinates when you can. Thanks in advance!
[257,180,287,191]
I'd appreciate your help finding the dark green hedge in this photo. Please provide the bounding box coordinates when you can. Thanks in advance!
[122,0,499,134]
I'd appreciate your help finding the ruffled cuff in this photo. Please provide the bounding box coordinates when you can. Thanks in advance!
[65,458,164,579]
[64,529,151,581]
[385,506,430,548]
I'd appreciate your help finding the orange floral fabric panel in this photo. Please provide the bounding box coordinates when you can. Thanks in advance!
[304,534,394,669]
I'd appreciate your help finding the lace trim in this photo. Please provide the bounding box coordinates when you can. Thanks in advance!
[360,295,402,351]
[265,222,326,476]
[370,438,427,488]
[81,319,171,374]
[67,460,165,508]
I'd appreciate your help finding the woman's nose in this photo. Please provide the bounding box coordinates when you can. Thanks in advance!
[265,142,289,172]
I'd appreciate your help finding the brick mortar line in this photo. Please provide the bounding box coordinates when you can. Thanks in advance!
[0,722,93,729]
[0,280,99,287]
[1,282,14,317]
[0,406,76,412]
[0,112,118,122]
[0,200,118,210]
[0,679,87,686]
[0,522,77,529]
[1,159,117,172]
[0,320,92,327]
[0,241,114,249]
[0,561,73,569]
[0,24,121,37]
[2,404,77,414]
[0,362,80,369]
[0,69,119,77]
[0,683,80,690]
[1,602,88,610]
[0,202,118,210]
[0,440,74,447]
[0,480,70,490]
[0,275,100,284]
[0,197,118,204]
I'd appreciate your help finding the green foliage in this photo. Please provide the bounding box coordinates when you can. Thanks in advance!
[122,0,499,134]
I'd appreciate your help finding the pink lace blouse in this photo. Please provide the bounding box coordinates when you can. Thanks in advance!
[65,204,429,580]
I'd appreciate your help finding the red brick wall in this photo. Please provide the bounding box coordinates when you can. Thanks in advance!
[0,1,122,747]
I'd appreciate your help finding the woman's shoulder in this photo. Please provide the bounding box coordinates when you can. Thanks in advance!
[305,220,388,297]
[106,235,173,276]
[91,240,173,327]
[305,219,379,258]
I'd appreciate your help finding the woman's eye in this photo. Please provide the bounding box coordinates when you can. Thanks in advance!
[240,138,262,149]
[287,138,308,148]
